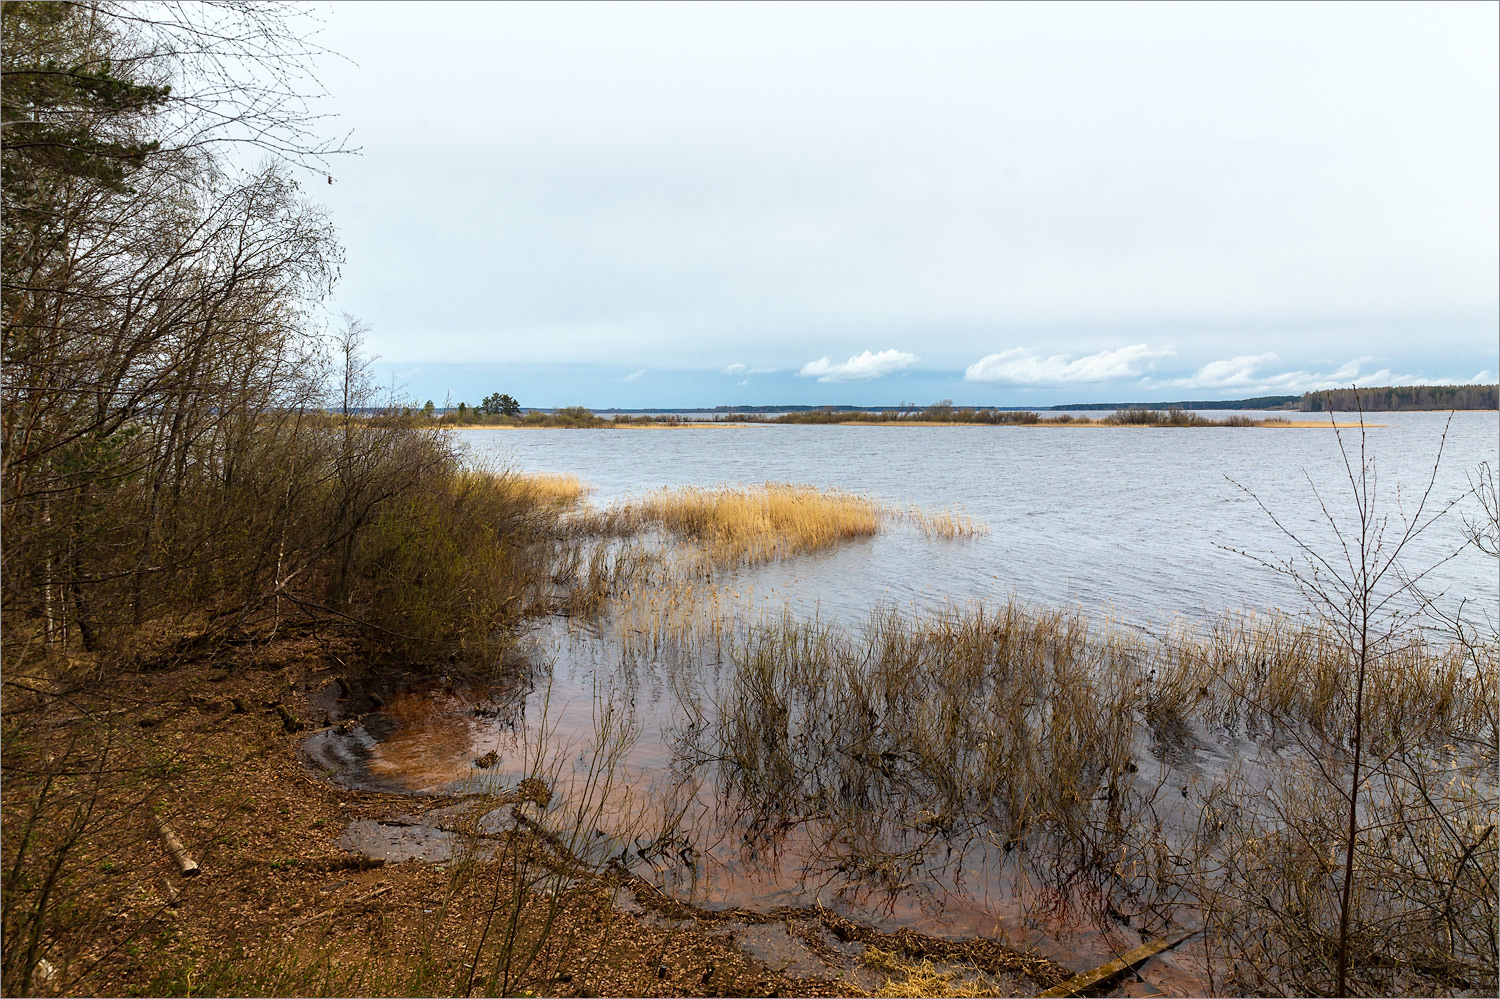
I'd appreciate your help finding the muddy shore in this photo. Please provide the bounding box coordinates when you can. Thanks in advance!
[20,632,1192,998]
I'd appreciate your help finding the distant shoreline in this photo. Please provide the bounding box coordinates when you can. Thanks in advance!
[462,415,1382,430]
[428,388,1494,428]
[547,384,1496,417]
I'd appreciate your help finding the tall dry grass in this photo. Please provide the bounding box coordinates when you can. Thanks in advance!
[619,482,883,565]
[680,599,1496,992]
[502,471,588,509]
[698,603,1156,915]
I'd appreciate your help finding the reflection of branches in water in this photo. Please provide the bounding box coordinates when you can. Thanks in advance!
[657,605,1170,926]
[472,577,1494,993]
[627,597,1495,970]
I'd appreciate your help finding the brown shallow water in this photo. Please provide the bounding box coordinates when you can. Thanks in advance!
[304,617,1238,994]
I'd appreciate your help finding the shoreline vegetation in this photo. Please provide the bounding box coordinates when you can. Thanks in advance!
[434,404,1365,429]
[4,5,1496,998]
[423,383,1498,428]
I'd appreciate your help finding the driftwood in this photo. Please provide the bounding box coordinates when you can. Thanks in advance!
[154,817,200,877]
[1036,930,1194,998]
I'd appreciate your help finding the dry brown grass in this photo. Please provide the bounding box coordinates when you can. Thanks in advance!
[693,600,1497,994]
[607,577,733,658]
[859,947,1009,997]
[494,470,588,509]
[1146,612,1496,746]
[621,482,884,565]
[544,483,997,662]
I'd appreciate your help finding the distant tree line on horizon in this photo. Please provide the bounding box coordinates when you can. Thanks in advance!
[355,381,1499,427]
[412,382,1499,425]
[1297,383,1498,412]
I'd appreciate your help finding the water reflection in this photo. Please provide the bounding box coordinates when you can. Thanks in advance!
[308,610,1264,978]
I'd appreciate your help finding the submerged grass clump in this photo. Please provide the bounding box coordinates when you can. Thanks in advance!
[904,504,990,539]
[685,600,1497,995]
[707,603,1154,909]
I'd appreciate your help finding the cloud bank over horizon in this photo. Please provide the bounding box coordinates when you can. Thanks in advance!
[318,2,1497,407]
[383,348,1496,412]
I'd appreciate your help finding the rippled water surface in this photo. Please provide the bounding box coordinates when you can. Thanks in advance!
[461,413,1499,627]
[311,413,1496,989]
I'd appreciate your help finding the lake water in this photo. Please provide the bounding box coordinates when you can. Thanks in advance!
[460,412,1499,630]
[314,412,1496,987]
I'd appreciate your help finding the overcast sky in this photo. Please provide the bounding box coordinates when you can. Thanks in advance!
[311,1,1498,408]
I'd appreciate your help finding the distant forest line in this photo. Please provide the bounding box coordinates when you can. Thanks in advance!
[472,383,1496,418]
[1293,384,1497,412]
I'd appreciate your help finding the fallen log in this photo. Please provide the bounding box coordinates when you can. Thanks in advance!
[1036,930,1194,998]
[310,855,386,872]
[154,817,200,877]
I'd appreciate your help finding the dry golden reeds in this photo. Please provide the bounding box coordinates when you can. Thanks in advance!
[496,470,588,508]
[620,482,883,565]
[687,597,1497,995]
[904,504,990,539]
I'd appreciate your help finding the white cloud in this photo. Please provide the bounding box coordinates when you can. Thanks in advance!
[722,363,747,375]
[748,366,779,374]
[1170,353,1283,389]
[798,349,919,383]
[737,379,749,386]
[622,369,646,382]
[964,344,1172,385]
[1165,354,1436,394]
[723,363,778,376]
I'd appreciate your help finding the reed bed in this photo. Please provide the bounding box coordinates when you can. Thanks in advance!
[617,482,884,565]
[607,577,733,659]
[1103,408,1288,427]
[701,604,1155,910]
[501,470,589,508]
[746,407,1292,427]
[1149,613,1496,747]
[571,483,985,576]
[681,600,1497,994]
